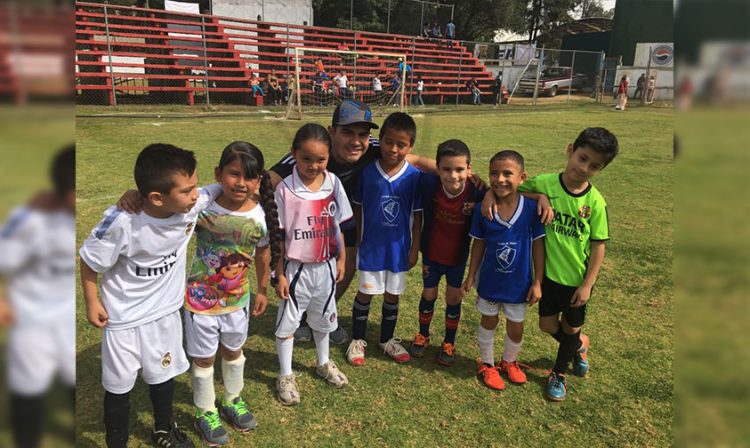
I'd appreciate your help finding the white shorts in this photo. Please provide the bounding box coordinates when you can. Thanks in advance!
[275,259,338,338]
[358,270,406,295]
[101,310,189,394]
[184,307,250,359]
[6,322,75,395]
[476,297,527,323]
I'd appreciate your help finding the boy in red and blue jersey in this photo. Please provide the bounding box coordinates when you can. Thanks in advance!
[409,140,485,366]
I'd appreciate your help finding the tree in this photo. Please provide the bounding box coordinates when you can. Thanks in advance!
[579,0,614,18]
[526,0,578,42]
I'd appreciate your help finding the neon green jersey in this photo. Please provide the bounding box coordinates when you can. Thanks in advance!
[518,173,609,287]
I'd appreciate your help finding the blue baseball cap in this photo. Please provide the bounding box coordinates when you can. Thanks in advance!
[332,100,379,129]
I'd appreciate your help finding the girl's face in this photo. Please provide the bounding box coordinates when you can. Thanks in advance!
[293,139,329,184]
[215,159,261,205]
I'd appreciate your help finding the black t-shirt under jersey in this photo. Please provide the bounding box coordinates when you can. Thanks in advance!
[270,137,381,200]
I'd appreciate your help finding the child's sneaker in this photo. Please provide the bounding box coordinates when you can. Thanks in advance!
[477,360,505,390]
[346,339,367,366]
[276,374,300,406]
[409,333,429,358]
[316,360,349,388]
[330,326,350,345]
[293,324,312,343]
[153,422,196,448]
[499,360,527,384]
[545,372,567,401]
[379,338,411,363]
[573,333,590,377]
[219,396,257,432]
[193,409,229,446]
[436,341,456,367]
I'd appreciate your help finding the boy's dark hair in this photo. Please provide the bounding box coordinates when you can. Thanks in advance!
[573,127,619,165]
[379,112,417,145]
[436,139,471,165]
[134,143,197,197]
[50,144,75,197]
[490,150,525,171]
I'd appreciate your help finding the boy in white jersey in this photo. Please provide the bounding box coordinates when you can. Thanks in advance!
[0,146,76,448]
[80,144,221,448]
[346,112,423,366]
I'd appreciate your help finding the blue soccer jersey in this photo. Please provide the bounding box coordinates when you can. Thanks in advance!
[468,196,546,303]
[353,160,422,272]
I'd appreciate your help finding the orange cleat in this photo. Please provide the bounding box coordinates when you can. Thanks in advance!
[499,360,527,384]
[477,360,505,390]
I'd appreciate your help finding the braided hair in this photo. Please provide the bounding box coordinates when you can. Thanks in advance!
[218,142,282,280]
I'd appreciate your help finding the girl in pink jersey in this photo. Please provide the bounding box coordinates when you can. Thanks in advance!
[273,124,353,405]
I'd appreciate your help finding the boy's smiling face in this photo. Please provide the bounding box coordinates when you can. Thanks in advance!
[489,158,526,201]
[437,154,470,195]
[379,127,413,170]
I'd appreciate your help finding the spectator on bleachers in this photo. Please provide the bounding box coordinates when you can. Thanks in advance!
[334,71,350,99]
[268,70,284,106]
[315,59,326,77]
[432,23,442,38]
[249,73,265,98]
[466,77,481,105]
[423,23,432,38]
[445,19,456,46]
[397,58,412,81]
[416,75,425,106]
[281,73,292,104]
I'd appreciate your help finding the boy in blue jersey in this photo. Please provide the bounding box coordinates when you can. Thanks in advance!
[463,151,546,391]
[346,112,423,366]
[409,140,485,366]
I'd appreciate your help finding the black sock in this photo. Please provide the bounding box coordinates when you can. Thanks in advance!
[300,311,308,328]
[352,299,370,340]
[553,331,581,374]
[444,303,461,344]
[551,326,564,342]
[103,390,131,448]
[11,392,44,448]
[149,379,175,432]
[417,296,435,338]
[380,301,399,344]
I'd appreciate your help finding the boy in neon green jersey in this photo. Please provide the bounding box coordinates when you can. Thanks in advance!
[518,127,619,401]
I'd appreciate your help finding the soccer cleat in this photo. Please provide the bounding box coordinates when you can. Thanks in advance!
[573,333,590,377]
[436,341,456,367]
[193,409,228,446]
[346,339,367,366]
[477,360,505,390]
[293,324,312,343]
[409,333,429,358]
[379,338,411,363]
[276,374,301,406]
[546,372,567,401]
[153,422,196,448]
[330,326,350,345]
[316,360,349,388]
[219,397,257,432]
[499,360,527,384]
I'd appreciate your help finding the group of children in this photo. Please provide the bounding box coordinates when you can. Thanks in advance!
[80,107,619,446]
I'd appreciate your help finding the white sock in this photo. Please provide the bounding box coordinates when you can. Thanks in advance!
[191,362,216,412]
[276,337,294,377]
[312,329,330,367]
[502,333,523,362]
[477,325,495,365]
[221,353,246,402]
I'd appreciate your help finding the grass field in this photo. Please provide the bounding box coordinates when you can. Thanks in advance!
[76,102,673,447]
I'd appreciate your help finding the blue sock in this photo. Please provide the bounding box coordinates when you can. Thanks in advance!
[418,296,435,338]
[444,303,461,344]
[352,299,370,340]
[380,301,399,344]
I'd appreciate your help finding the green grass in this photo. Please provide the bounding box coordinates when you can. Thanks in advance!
[76,102,673,447]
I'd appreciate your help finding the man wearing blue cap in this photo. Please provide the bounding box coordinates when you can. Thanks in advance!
[269,100,435,344]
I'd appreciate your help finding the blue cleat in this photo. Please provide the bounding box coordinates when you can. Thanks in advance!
[545,372,567,401]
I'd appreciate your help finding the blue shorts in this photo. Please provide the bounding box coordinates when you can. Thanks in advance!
[422,257,466,289]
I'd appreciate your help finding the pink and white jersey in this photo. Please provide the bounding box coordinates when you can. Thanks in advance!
[275,168,353,263]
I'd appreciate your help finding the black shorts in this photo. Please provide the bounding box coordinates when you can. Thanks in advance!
[538,276,587,327]
[343,225,357,248]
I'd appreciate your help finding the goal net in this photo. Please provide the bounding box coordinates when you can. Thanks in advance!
[284,47,408,120]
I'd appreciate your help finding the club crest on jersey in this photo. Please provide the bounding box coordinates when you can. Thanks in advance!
[382,199,400,222]
[161,352,172,368]
[462,201,475,216]
[496,244,516,270]
[329,312,337,323]
[320,201,338,218]
[578,205,591,219]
